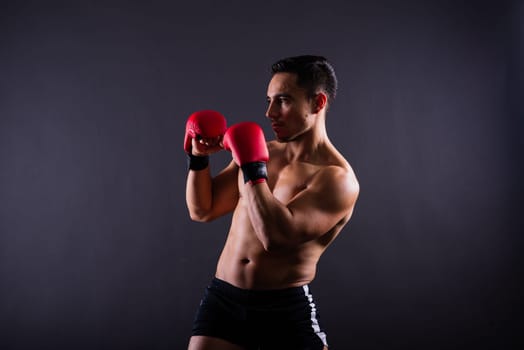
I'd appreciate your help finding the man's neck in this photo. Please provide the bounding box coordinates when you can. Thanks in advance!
[283,118,330,163]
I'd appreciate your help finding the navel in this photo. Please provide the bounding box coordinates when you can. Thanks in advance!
[240,258,250,264]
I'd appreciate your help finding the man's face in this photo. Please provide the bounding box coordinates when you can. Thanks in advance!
[265,72,314,142]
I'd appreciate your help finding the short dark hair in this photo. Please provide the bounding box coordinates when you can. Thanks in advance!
[271,55,338,104]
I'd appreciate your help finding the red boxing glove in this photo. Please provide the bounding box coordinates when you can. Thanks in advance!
[184,110,227,154]
[223,122,269,184]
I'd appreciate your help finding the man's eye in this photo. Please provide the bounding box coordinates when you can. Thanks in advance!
[267,97,290,105]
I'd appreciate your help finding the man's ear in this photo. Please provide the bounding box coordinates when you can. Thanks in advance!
[312,92,328,113]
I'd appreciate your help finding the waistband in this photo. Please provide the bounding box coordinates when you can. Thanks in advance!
[209,277,310,302]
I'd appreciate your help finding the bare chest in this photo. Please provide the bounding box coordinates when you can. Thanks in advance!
[267,161,319,203]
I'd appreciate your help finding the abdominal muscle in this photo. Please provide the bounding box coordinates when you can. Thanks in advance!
[215,198,323,290]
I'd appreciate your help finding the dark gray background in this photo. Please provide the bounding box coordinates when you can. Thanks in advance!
[1,1,522,349]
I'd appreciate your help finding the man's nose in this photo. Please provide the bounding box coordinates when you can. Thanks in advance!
[265,102,277,119]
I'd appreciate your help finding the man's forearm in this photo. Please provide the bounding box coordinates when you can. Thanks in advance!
[244,183,294,251]
[186,167,213,221]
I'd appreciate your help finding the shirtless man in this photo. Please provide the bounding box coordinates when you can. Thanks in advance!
[185,55,359,350]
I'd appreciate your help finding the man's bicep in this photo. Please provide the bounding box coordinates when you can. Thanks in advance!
[287,168,359,240]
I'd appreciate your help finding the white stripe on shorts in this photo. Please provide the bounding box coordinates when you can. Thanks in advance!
[303,285,328,347]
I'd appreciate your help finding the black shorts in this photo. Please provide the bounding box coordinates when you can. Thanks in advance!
[192,277,328,349]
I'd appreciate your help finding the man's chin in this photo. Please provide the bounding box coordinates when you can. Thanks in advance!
[274,131,294,143]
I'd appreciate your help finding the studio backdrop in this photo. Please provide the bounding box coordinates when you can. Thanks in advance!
[1,1,522,349]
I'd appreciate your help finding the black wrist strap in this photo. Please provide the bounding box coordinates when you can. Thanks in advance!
[241,162,268,184]
[187,154,209,171]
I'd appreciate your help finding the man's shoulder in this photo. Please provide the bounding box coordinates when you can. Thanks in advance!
[312,163,359,211]
[323,144,353,172]
[317,147,359,192]
[317,162,357,187]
